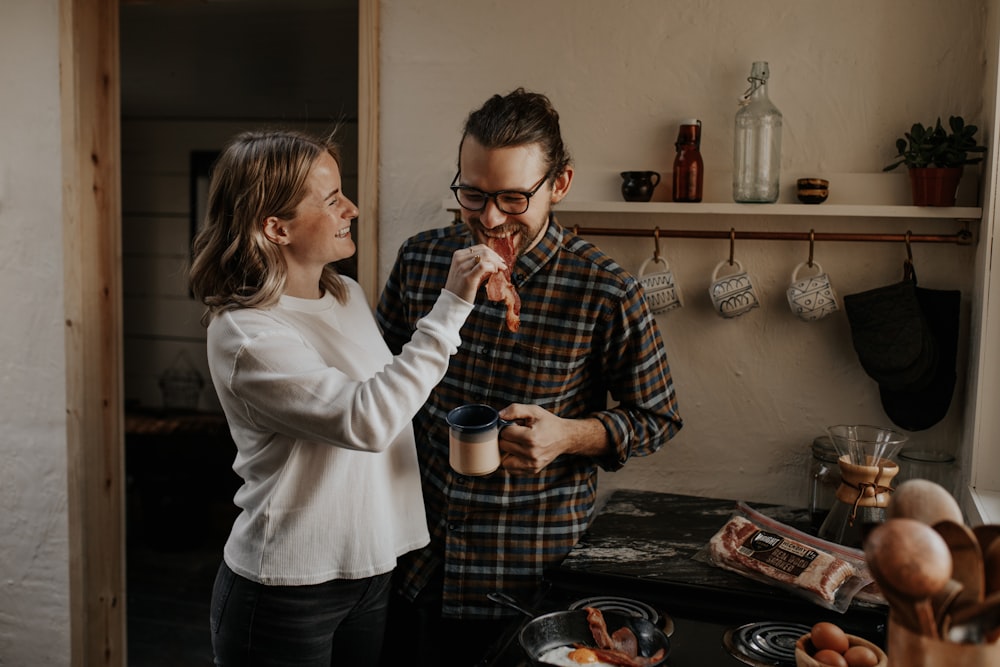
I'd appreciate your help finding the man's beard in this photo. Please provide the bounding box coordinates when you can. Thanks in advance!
[468,219,543,257]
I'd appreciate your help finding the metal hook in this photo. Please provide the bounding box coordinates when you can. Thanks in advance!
[903,230,916,281]
[729,228,736,265]
[653,227,661,261]
[808,229,815,268]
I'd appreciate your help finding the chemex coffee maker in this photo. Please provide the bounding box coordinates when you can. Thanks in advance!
[818,424,908,548]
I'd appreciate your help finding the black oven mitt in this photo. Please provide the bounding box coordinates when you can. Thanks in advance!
[879,285,960,431]
[843,268,938,392]
[843,261,960,431]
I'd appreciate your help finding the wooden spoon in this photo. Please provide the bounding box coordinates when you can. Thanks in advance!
[930,578,964,629]
[985,539,1000,598]
[888,478,963,526]
[972,524,1000,555]
[867,557,928,635]
[934,520,985,611]
[865,518,954,638]
[948,590,1000,644]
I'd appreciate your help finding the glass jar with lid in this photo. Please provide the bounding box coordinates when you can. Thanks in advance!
[809,435,841,532]
[897,449,959,499]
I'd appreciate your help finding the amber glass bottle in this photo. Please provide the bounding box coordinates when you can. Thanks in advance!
[672,119,703,202]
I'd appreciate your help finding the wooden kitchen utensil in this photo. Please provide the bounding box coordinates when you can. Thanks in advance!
[972,525,1000,555]
[867,558,930,636]
[889,615,1000,666]
[934,520,986,611]
[931,578,965,629]
[865,518,953,638]
[947,590,1000,644]
[985,540,1000,597]
[980,539,1000,640]
[888,478,963,526]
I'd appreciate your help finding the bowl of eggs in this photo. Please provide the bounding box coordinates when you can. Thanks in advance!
[795,622,886,667]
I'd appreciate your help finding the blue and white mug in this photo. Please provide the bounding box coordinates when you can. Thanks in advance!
[446,404,511,476]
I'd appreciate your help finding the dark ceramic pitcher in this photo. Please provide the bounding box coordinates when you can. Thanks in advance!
[621,170,661,202]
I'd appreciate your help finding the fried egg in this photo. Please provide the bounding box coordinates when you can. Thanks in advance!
[537,645,614,666]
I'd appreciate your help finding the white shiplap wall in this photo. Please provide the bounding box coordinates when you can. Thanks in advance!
[121,119,358,411]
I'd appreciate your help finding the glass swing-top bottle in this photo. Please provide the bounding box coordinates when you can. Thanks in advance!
[733,61,782,203]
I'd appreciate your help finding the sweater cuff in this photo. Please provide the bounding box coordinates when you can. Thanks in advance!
[416,289,475,347]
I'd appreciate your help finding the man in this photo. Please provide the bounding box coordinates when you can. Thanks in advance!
[377,88,682,665]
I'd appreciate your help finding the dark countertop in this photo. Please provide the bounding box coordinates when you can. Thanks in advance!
[548,489,886,630]
[558,489,812,586]
[483,489,888,666]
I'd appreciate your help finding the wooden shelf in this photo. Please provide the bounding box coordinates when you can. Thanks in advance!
[443,172,982,225]
[444,199,980,220]
[553,200,982,219]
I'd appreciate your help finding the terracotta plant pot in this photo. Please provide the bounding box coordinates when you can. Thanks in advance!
[908,166,963,206]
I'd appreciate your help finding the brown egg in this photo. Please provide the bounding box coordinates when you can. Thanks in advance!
[813,648,849,667]
[811,622,850,654]
[844,644,880,667]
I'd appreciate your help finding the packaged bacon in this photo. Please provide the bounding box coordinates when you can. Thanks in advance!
[693,502,872,612]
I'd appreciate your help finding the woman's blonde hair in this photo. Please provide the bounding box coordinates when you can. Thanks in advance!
[189,129,347,321]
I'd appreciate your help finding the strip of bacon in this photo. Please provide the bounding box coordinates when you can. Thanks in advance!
[585,607,615,649]
[610,627,638,656]
[584,607,665,666]
[485,236,521,332]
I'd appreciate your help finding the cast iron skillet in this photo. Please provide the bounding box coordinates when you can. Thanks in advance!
[488,592,671,666]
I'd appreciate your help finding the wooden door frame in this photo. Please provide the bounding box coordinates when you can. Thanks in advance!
[358,0,379,301]
[62,0,125,663]
[65,1,378,662]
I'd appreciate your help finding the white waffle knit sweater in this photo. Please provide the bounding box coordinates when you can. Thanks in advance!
[207,278,472,585]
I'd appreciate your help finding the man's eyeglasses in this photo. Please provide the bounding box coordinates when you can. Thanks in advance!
[450,172,549,215]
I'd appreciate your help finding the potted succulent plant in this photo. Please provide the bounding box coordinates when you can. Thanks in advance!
[883,116,986,206]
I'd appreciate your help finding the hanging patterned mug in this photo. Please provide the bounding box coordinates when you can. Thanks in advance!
[638,255,684,314]
[786,261,839,321]
[709,259,760,318]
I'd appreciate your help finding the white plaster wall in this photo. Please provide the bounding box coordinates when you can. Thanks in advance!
[378,0,987,506]
[0,0,71,663]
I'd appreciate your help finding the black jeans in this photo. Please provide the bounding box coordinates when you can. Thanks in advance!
[379,568,511,667]
[210,561,391,666]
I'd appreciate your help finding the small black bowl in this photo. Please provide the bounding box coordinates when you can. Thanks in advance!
[797,178,829,204]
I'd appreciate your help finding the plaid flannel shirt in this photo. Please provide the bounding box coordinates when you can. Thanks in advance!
[375,217,682,618]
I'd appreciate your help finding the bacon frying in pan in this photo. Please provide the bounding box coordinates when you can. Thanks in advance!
[583,607,666,666]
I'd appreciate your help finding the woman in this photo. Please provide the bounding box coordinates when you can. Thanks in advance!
[189,129,505,666]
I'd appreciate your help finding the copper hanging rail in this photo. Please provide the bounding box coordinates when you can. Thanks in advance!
[568,225,974,245]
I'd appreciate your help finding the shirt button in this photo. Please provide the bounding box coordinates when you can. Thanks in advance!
[448,523,461,532]
[455,476,468,485]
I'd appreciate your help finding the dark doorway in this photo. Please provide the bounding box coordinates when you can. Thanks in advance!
[119,2,359,663]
